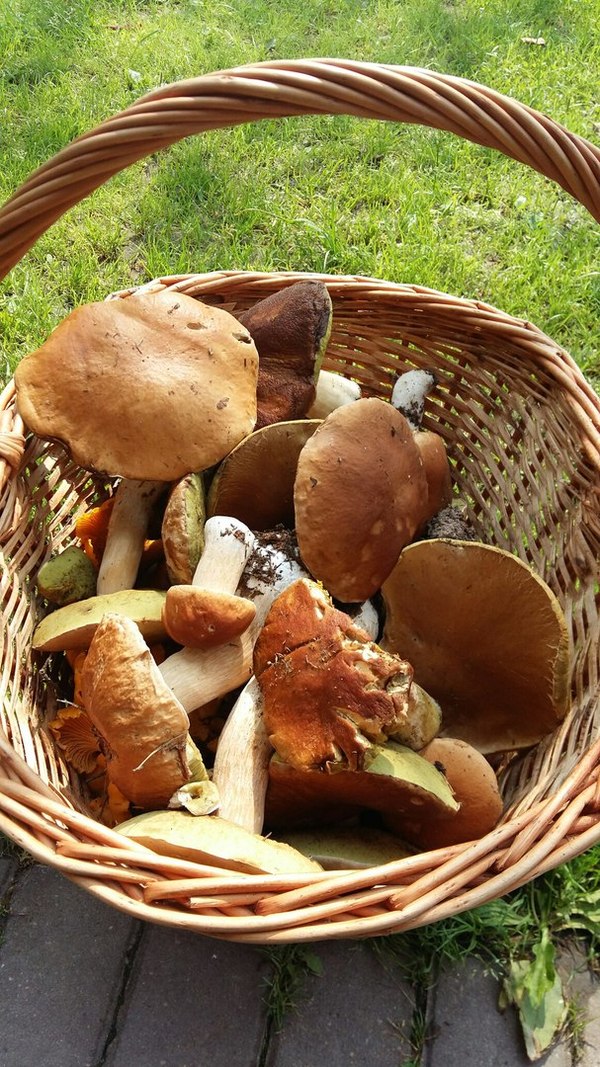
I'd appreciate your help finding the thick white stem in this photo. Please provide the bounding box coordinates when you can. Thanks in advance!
[158,543,308,711]
[307,370,361,419]
[391,369,436,431]
[96,479,165,595]
[191,516,256,593]
[212,677,271,834]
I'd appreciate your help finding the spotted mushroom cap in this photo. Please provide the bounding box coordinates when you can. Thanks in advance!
[14,290,259,480]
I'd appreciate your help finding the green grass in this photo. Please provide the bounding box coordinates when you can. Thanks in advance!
[1,0,600,380]
[1,1,600,1058]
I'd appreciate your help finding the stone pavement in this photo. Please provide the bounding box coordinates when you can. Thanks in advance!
[1,858,599,1067]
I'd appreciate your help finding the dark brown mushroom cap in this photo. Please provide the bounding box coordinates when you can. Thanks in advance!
[381,539,571,753]
[207,420,321,531]
[14,290,258,480]
[238,280,332,429]
[293,398,427,602]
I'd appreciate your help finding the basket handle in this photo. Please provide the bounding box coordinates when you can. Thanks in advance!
[1,59,600,281]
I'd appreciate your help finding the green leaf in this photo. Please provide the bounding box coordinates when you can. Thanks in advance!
[503,931,567,1061]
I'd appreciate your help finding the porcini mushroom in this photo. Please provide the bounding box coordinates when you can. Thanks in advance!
[237,280,332,429]
[80,612,197,809]
[161,515,257,648]
[383,737,503,849]
[293,397,428,602]
[381,539,571,752]
[15,290,259,480]
[264,741,458,833]
[207,420,321,531]
[211,676,272,833]
[32,588,168,651]
[161,472,206,585]
[254,578,442,771]
[96,479,165,595]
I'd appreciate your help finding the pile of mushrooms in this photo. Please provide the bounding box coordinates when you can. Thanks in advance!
[14,280,571,873]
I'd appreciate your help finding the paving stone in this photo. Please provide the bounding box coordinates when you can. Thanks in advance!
[424,958,571,1067]
[557,942,600,1067]
[266,940,415,1067]
[105,924,270,1067]
[0,864,137,1067]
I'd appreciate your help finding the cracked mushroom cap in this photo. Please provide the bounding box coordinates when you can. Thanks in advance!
[293,397,427,602]
[381,539,571,753]
[14,290,258,480]
[254,577,437,772]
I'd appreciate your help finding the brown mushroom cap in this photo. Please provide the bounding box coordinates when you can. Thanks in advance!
[384,737,503,849]
[207,419,321,530]
[14,290,258,480]
[293,398,427,602]
[381,539,571,753]
[238,280,332,429]
[81,612,192,808]
[264,742,458,832]
[162,585,256,648]
[254,577,436,771]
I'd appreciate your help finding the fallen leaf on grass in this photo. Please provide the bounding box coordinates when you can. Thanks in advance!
[501,929,567,1060]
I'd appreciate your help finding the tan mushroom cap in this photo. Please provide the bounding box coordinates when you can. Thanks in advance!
[81,612,192,809]
[381,539,571,753]
[383,737,503,849]
[162,585,256,648]
[207,419,321,531]
[293,398,427,602]
[14,290,258,480]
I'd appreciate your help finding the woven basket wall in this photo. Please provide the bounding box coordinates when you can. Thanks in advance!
[0,60,599,943]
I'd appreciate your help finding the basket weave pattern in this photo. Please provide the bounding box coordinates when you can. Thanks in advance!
[0,61,599,942]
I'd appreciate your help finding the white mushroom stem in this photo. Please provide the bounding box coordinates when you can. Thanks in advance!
[351,598,380,641]
[391,369,437,431]
[191,515,256,592]
[158,539,308,711]
[307,369,361,419]
[211,676,271,834]
[96,479,165,595]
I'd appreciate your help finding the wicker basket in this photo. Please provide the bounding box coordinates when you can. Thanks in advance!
[1,60,599,944]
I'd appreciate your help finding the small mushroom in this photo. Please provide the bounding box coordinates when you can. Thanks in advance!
[391,369,453,529]
[254,578,442,771]
[36,546,98,606]
[161,515,257,648]
[237,280,333,429]
[381,539,571,752]
[157,532,310,712]
[161,472,206,585]
[293,397,428,602]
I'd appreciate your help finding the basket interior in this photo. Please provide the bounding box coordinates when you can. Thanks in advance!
[2,274,599,837]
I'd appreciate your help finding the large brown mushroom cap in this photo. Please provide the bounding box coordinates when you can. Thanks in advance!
[293,397,427,602]
[254,578,435,771]
[381,539,571,753]
[81,612,192,809]
[14,290,258,480]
